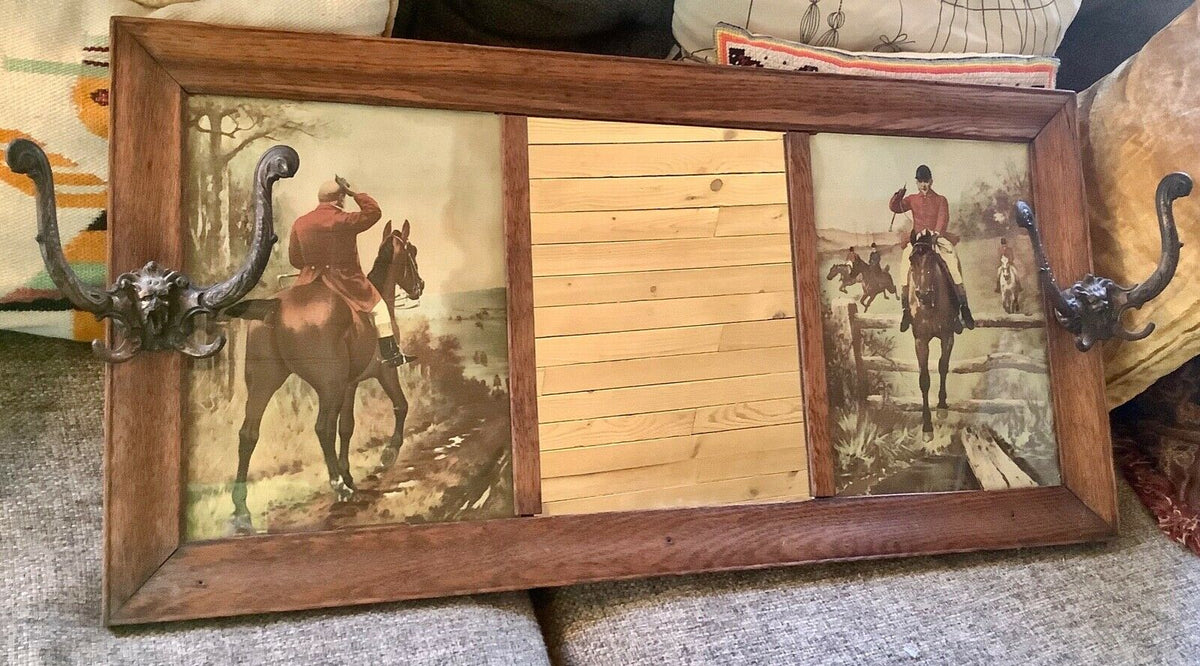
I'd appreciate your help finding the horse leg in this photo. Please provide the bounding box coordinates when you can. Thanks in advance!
[937,334,953,410]
[315,387,354,502]
[376,364,410,469]
[337,385,357,489]
[232,340,289,533]
[915,337,933,434]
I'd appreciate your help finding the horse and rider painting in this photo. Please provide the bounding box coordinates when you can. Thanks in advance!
[809,133,1061,497]
[181,97,514,540]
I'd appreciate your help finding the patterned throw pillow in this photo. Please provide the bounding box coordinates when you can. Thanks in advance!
[1079,3,1200,409]
[716,23,1058,88]
[0,0,394,340]
[674,0,1083,62]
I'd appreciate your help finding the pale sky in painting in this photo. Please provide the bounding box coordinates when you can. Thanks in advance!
[214,96,505,296]
[810,133,1029,235]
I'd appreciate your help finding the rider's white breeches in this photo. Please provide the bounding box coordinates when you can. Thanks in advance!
[371,298,393,338]
[900,236,964,286]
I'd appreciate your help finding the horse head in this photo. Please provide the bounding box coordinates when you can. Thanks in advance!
[376,219,425,301]
[826,263,844,281]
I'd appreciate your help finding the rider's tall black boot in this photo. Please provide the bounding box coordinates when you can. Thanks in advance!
[899,288,913,333]
[378,336,416,367]
[955,285,976,330]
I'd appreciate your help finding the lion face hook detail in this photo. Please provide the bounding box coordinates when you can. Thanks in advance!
[1014,172,1192,352]
[5,139,299,362]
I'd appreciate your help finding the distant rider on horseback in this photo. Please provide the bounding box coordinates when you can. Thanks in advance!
[287,176,414,366]
[889,164,975,333]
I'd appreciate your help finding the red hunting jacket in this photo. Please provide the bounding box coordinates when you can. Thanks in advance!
[889,189,950,245]
[287,192,383,313]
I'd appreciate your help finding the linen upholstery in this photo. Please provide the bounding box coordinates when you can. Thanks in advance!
[0,330,551,665]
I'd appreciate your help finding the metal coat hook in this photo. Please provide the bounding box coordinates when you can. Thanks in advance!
[5,139,299,362]
[1014,172,1192,352]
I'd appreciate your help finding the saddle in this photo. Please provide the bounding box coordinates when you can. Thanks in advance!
[907,232,960,310]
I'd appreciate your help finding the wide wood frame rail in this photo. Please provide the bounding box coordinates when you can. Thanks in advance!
[104,17,1115,624]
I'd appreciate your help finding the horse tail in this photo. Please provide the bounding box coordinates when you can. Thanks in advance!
[223,298,280,322]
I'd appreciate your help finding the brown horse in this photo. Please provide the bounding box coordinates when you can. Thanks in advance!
[227,220,424,532]
[907,232,959,435]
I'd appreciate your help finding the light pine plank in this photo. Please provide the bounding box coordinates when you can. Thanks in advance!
[541,470,810,514]
[532,263,794,307]
[529,172,788,213]
[538,397,804,451]
[540,409,699,451]
[542,445,807,502]
[541,423,806,478]
[526,118,781,145]
[532,234,793,276]
[719,318,800,351]
[537,371,803,423]
[714,203,790,236]
[534,319,798,366]
[531,208,719,244]
[693,397,803,434]
[539,346,800,395]
[534,291,795,337]
[527,139,784,178]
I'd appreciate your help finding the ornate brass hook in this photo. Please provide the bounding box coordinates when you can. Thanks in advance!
[5,139,299,362]
[1015,172,1192,352]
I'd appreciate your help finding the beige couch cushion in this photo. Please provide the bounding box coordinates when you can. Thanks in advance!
[1080,5,1200,408]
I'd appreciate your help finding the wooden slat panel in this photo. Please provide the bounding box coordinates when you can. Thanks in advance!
[530,204,789,244]
[532,263,794,307]
[530,173,788,213]
[540,346,799,394]
[538,397,801,451]
[532,207,719,244]
[714,203,790,236]
[537,371,802,423]
[543,446,807,502]
[501,115,542,516]
[528,139,784,178]
[535,319,798,366]
[542,471,810,515]
[534,291,795,337]
[541,423,806,477]
[527,118,781,144]
[693,397,802,433]
[532,234,793,276]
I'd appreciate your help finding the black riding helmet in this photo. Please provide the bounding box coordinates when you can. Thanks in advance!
[916,164,932,182]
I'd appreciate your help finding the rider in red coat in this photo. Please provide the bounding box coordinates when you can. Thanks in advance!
[889,164,975,332]
[288,177,412,366]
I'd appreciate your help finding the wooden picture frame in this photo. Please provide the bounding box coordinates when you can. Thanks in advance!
[104,17,1115,625]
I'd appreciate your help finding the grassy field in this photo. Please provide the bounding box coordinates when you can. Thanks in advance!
[183,289,513,541]
[817,235,1061,494]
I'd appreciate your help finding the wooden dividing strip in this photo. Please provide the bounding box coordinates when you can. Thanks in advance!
[542,423,806,477]
[501,115,542,516]
[540,346,799,395]
[537,371,802,423]
[530,172,788,213]
[106,22,185,621]
[542,471,810,516]
[538,397,802,451]
[528,139,784,178]
[785,132,836,498]
[535,316,799,367]
[532,263,794,307]
[534,291,795,337]
[532,234,793,276]
[527,118,782,144]
[1030,105,1117,527]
